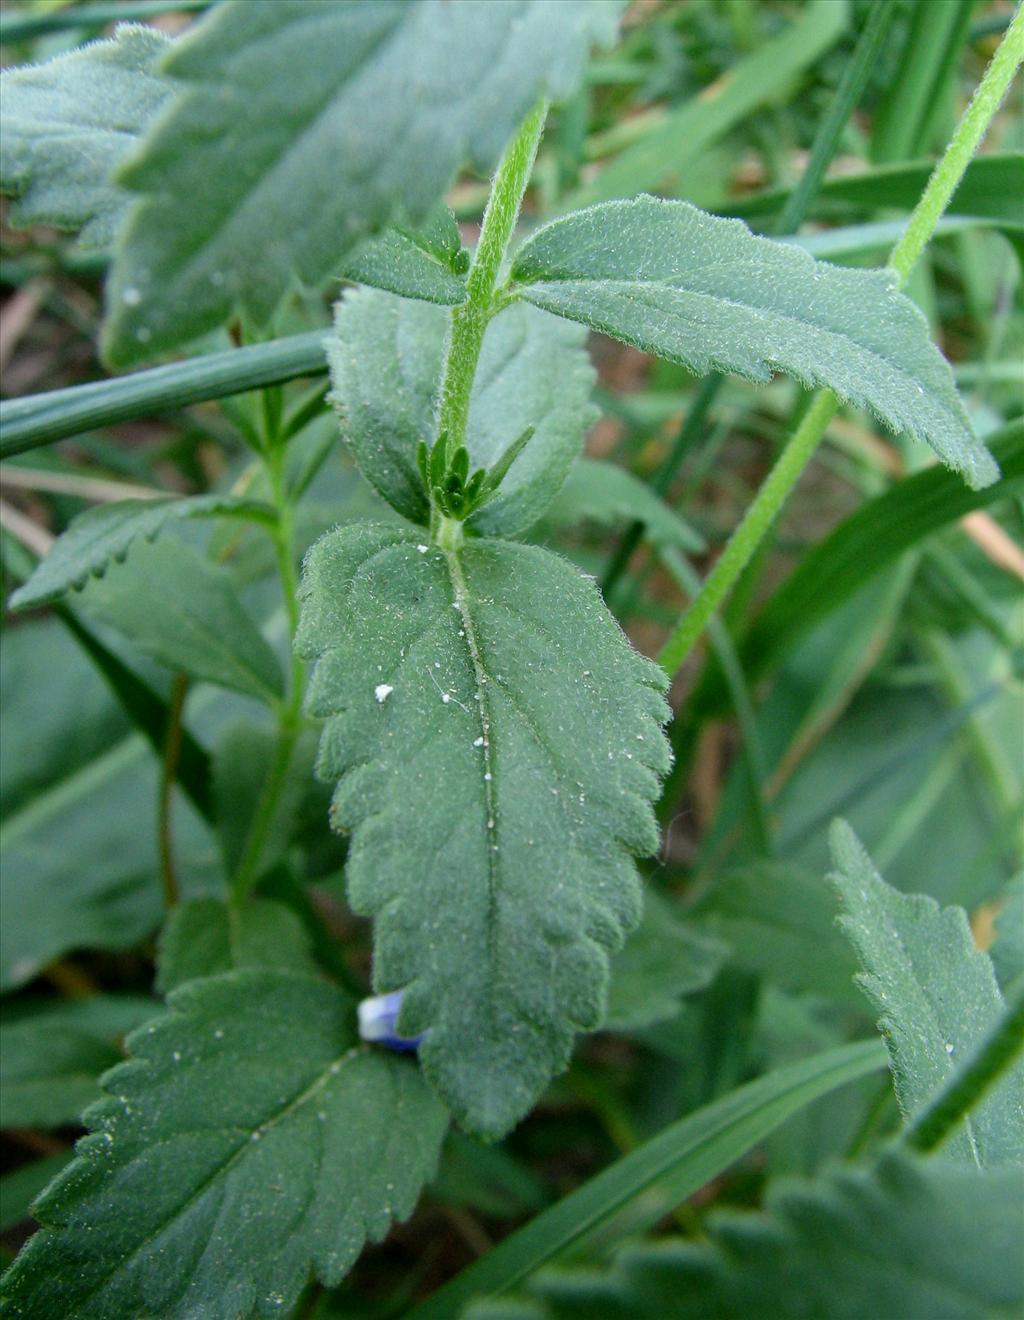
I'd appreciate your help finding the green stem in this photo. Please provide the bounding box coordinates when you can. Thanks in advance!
[903,983,1024,1156]
[229,430,306,904]
[888,3,1024,284]
[437,100,547,472]
[658,390,837,675]
[658,12,1023,678]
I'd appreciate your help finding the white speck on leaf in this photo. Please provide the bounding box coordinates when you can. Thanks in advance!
[374,684,394,703]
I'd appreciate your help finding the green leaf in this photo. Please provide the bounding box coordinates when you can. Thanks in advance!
[0,619,220,989]
[692,862,863,1006]
[75,538,284,704]
[543,459,704,552]
[342,209,469,306]
[0,971,448,1320]
[156,896,319,994]
[326,291,597,536]
[0,996,157,1129]
[829,821,1024,1167]
[511,196,997,489]
[605,892,726,1032]
[9,494,275,612]
[297,522,671,1137]
[533,1152,1024,1320]
[103,0,622,364]
[991,877,1024,990]
[404,1039,886,1320]
[0,25,172,249]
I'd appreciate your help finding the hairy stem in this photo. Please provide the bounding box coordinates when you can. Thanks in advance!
[436,100,547,475]
[658,15,1023,678]
[903,983,1024,1155]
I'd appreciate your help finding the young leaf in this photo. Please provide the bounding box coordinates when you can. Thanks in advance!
[297,522,671,1137]
[510,196,998,489]
[0,25,171,248]
[605,892,726,1032]
[326,290,597,535]
[533,1152,1024,1320]
[543,458,704,552]
[0,996,156,1129]
[103,0,623,364]
[156,896,318,994]
[9,494,275,612]
[829,820,1024,1167]
[341,210,469,306]
[75,538,284,704]
[0,971,448,1320]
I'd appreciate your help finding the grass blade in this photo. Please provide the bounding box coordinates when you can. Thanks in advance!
[0,331,328,458]
[406,1039,886,1318]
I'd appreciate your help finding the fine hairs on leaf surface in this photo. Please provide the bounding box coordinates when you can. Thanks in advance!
[527,1152,1024,1320]
[102,0,624,365]
[0,24,171,249]
[9,493,275,612]
[510,196,998,489]
[297,522,671,1138]
[326,289,598,537]
[828,820,1024,1168]
[0,971,448,1320]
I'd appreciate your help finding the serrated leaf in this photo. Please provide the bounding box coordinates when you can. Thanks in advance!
[75,537,283,704]
[511,196,997,490]
[0,971,448,1320]
[326,290,597,535]
[543,458,704,552]
[103,0,622,365]
[9,494,275,612]
[605,892,725,1032]
[0,996,156,1129]
[297,522,670,1137]
[0,25,172,249]
[829,821,1024,1167]
[156,897,318,994]
[342,209,468,306]
[534,1152,1024,1320]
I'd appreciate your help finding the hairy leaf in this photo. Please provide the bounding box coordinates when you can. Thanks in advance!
[103,0,622,364]
[156,897,317,994]
[543,458,704,552]
[342,209,468,305]
[534,1153,1024,1320]
[0,25,171,248]
[0,971,448,1320]
[9,494,274,612]
[829,821,1024,1167]
[75,538,283,704]
[326,290,597,535]
[606,892,725,1031]
[297,522,670,1136]
[0,996,156,1129]
[511,197,997,488]
[991,877,1024,990]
